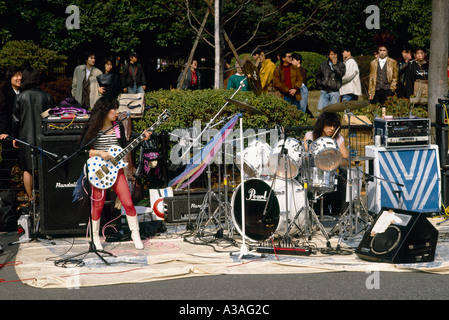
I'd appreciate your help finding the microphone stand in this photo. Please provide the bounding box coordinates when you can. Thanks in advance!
[53,114,130,267]
[8,137,60,245]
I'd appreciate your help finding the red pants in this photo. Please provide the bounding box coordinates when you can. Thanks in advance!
[91,169,136,221]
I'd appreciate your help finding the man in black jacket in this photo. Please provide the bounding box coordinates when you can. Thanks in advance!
[316,48,346,111]
[122,52,147,94]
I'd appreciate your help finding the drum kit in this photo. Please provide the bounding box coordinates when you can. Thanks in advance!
[187,58,373,256]
[229,126,341,247]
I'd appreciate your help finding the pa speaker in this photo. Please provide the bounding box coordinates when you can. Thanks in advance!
[38,135,90,235]
[355,207,438,263]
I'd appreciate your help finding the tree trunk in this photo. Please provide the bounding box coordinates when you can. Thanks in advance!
[428,0,449,121]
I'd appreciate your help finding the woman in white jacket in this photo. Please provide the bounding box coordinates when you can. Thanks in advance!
[340,48,362,101]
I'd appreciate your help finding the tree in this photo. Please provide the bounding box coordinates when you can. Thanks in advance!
[0,40,67,74]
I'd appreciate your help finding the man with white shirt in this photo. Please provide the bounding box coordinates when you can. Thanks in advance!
[340,48,362,101]
[368,45,398,104]
[72,51,103,109]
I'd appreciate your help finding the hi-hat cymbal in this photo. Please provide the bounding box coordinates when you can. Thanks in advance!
[242,58,262,96]
[322,100,370,113]
[225,98,264,115]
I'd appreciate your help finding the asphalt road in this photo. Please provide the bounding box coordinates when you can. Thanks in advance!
[1,230,449,308]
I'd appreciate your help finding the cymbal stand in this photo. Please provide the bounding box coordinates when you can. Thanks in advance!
[230,105,263,259]
[329,110,373,244]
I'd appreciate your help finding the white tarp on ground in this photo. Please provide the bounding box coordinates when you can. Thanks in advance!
[14,218,449,289]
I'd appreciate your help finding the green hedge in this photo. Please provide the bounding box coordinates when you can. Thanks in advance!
[133,89,314,133]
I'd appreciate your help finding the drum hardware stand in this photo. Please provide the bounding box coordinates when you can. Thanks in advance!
[179,82,244,238]
[195,117,236,238]
[329,111,393,246]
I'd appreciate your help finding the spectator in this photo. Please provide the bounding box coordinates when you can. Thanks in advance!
[177,59,201,90]
[404,46,429,101]
[292,53,311,114]
[122,52,147,94]
[273,49,303,109]
[0,66,22,190]
[340,47,361,101]
[397,44,413,98]
[226,62,250,91]
[252,49,277,94]
[72,51,102,109]
[0,66,22,137]
[11,68,54,205]
[316,48,346,110]
[97,57,121,99]
[368,45,398,104]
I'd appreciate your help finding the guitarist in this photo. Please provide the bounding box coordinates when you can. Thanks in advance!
[79,96,151,250]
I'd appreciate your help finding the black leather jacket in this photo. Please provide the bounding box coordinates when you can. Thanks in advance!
[316,59,346,92]
[12,88,54,146]
[121,63,147,88]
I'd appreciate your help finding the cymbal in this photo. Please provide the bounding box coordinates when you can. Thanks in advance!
[225,98,264,115]
[322,100,370,113]
[242,58,262,96]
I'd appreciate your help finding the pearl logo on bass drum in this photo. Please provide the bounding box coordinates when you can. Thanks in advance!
[246,188,268,201]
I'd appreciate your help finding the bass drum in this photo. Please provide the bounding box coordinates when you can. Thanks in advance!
[231,178,306,242]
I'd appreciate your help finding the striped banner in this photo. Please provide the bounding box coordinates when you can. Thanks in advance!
[168,113,242,190]
[377,147,440,213]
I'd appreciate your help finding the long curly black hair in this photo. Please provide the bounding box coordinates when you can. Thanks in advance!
[312,112,341,141]
[79,96,119,147]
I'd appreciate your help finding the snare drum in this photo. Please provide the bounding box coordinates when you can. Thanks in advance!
[236,140,272,178]
[310,136,342,171]
[231,178,306,241]
[268,138,303,179]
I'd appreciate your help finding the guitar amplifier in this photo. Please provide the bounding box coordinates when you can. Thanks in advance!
[373,117,430,148]
[42,116,89,135]
[164,194,221,223]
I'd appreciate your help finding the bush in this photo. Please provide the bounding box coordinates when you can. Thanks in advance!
[133,89,314,133]
[0,40,67,75]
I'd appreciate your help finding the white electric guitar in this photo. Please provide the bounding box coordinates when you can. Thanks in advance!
[86,109,170,189]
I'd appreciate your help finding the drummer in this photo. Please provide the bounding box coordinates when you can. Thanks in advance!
[303,112,349,216]
[303,112,349,165]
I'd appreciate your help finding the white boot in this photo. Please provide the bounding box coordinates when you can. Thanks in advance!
[91,219,103,250]
[126,215,144,250]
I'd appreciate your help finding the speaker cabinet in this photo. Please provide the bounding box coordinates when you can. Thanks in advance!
[164,194,221,223]
[38,135,90,235]
[355,207,438,263]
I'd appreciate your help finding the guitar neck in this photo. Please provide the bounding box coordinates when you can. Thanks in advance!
[114,122,159,162]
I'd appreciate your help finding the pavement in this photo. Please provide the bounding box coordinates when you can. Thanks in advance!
[2,223,449,307]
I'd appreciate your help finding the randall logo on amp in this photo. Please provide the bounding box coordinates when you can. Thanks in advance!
[55,182,78,188]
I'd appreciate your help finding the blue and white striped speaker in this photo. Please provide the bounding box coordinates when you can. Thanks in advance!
[366,145,441,215]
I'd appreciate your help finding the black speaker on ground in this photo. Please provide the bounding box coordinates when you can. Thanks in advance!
[164,194,221,223]
[355,207,438,263]
[38,135,90,235]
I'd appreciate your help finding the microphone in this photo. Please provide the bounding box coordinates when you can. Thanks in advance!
[121,111,131,120]
[115,111,131,125]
